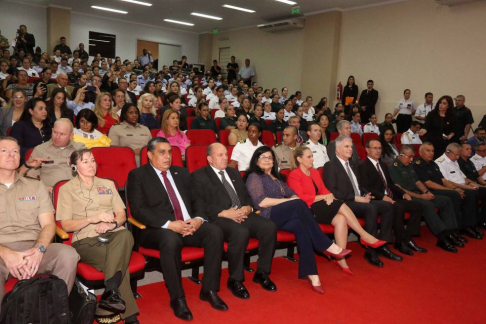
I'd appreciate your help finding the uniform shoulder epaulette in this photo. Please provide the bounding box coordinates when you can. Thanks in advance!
[274,143,281,147]
[306,141,311,145]
[472,156,479,160]
[437,157,445,163]
[239,139,245,144]
[393,162,398,167]
[415,160,421,165]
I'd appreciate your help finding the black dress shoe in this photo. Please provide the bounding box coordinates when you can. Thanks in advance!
[99,289,126,312]
[446,234,465,247]
[377,245,403,261]
[473,227,484,238]
[394,242,413,256]
[364,249,383,267]
[462,228,482,240]
[478,222,486,230]
[406,240,428,253]
[253,273,277,292]
[199,290,228,311]
[436,239,457,253]
[170,297,193,321]
[452,231,468,243]
[227,278,250,299]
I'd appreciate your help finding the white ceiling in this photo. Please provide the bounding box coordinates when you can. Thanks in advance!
[9,0,403,33]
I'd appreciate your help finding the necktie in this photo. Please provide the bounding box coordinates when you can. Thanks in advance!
[219,171,241,208]
[367,89,370,95]
[345,162,360,196]
[161,171,184,221]
[376,162,393,198]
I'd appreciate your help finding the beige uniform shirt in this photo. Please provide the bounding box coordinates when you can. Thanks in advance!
[28,140,86,187]
[272,143,299,170]
[108,122,152,166]
[56,177,125,243]
[0,175,54,244]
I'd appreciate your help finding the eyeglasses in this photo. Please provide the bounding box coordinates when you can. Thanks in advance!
[258,155,274,161]
[402,154,415,160]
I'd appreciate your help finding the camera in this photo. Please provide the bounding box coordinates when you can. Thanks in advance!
[17,29,22,35]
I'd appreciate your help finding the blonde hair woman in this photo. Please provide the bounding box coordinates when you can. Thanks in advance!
[137,93,158,130]
[94,92,119,135]
[156,109,190,159]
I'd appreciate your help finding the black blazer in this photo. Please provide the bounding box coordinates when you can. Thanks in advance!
[323,158,368,202]
[127,164,198,229]
[358,158,404,200]
[191,165,254,221]
[358,89,379,111]
[127,91,137,105]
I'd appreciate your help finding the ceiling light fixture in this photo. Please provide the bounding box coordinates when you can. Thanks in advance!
[191,12,223,20]
[91,6,128,14]
[164,19,194,26]
[121,0,152,6]
[222,4,255,13]
[275,0,297,5]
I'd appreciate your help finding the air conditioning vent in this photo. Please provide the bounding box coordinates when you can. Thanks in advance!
[258,18,305,32]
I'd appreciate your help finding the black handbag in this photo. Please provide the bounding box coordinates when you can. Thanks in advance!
[69,278,96,324]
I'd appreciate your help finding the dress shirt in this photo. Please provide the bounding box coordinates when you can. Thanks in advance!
[435,154,466,184]
[337,156,361,195]
[401,128,422,144]
[306,140,329,168]
[210,165,237,192]
[415,103,434,124]
[363,123,380,134]
[350,121,363,137]
[368,157,387,195]
[396,98,416,115]
[138,54,154,66]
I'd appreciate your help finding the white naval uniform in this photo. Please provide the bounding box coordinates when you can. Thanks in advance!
[396,98,416,115]
[401,129,422,144]
[363,123,380,134]
[283,110,295,122]
[230,139,264,171]
[415,102,434,124]
[435,154,467,185]
[306,140,329,169]
[471,154,486,180]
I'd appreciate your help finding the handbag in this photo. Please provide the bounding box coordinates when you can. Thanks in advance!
[69,278,96,324]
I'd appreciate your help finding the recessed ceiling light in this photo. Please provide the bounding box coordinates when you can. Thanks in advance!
[121,0,152,6]
[91,6,128,14]
[191,12,223,20]
[222,4,255,13]
[164,19,194,26]
[275,0,297,5]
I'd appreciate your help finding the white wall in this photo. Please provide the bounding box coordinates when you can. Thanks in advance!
[0,1,47,54]
[70,13,199,64]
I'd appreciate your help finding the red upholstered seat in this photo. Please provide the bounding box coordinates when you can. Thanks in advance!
[219,130,230,146]
[25,148,33,163]
[186,129,217,146]
[351,133,362,146]
[277,230,296,242]
[276,131,283,143]
[139,246,205,263]
[261,130,276,148]
[394,133,402,145]
[240,171,246,178]
[330,132,339,141]
[357,218,365,226]
[319,224,335,234]
[210,109,219,119]
[356,145,367,161]
[140,145,183,167]
[4,278,18,294]
[363,132,379,145]
[186,108,194,117]
[223,238,259,252]
[280,169,291,180]
[76,252,145,281]
[187,116,195,129]
[151,129,160,137]
[185,145,208,173]
[227,145,235,163]
[265,120,272,126]
[215,117,221,130]
[91,147,136,189]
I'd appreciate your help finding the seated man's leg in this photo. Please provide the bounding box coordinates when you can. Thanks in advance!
[182,223,223,294]
[38,243,79,295]
[370,200,395,243]
[141,228,185,299]
[431,195,458,230]
[433,189,474,229]
[211,217,250,282]
[345,201,378,237]
[411,197,446,236]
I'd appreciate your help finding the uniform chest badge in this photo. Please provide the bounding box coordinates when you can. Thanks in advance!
[97,186,113,194]
[18,196,37,201]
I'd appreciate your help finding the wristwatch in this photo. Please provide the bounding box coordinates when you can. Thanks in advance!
[35,244,46,253]
[24,161,33,169]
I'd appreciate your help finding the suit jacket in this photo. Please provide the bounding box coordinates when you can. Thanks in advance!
[191,165,254,221]
[127,164,199,229]
[358,89,379,111]
[358,157,404,200]
[322,157,368,202]
[327,140,362,165]
[287,167,330,207]
[46,83,74,100]
[127,91,137,105]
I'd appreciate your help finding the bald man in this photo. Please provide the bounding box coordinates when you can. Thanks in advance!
[18,118,85,192]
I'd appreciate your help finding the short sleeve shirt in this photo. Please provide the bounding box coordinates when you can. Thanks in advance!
[108,121,152,150]
[0,175,53,244]
[272,143,299,170]
[415,103,434,124]
[470,154,486,180]
[231,139,264,171]
[306,140,329,168]
[435,154,466,185]
[396,98,415,115]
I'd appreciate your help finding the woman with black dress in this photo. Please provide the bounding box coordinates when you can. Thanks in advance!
[342,75,358,115]
[419,95,455,158]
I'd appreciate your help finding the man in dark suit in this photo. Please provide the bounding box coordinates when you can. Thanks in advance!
[327,120,362,165]
[358,80,378,123]
[359,139,427,255]
[127,137,227,321]
[118,78,137,104]
[191,143,277,299]
[323,135,401,267]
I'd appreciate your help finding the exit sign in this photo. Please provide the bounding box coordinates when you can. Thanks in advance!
[292,6,300,15]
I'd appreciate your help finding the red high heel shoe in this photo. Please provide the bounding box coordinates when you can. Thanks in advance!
[332,259,354,275]
[307,278,324,294]
[323,248,352,259]
[360,238,386,249]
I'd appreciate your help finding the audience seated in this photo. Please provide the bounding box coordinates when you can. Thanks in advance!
[316,114,331,146]
[228,114,249,146]
[5,70,37,99]
[0,89,26,135]
[327,120,361,165]
[401,121,422,144]
[157,109,190,159]
[160,94,187,131]
[46,73,73,99]
[229,123,264,172]
[269,107,287,135]
[288,116,308,144]
[305,124,329,168]
[245,146,351,293]
[273,126,299,170]
[94,92,119,135]
[379,129,399,165]
[379,113,396,135]
[46,88,74,126]
[350,111,363,137]
[191,102,219,135]
[72,108,111,148]
[262,102,276,120]
[363,114,380,135]
[137,93,158,130]
[248,104,267,131]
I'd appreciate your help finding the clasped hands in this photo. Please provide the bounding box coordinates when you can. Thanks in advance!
[88,212,117,234]
[168,218,203,237]
[222,206,251,223]
[4,247,43,280]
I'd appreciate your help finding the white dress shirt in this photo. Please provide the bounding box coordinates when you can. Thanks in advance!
[337,156,361,195]
[435,154,466,185]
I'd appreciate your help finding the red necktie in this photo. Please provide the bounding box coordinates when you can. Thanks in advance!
[376,163,393,198]
[161,171,184,221]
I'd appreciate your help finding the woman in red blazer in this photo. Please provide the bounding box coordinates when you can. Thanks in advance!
[288,146,385,274]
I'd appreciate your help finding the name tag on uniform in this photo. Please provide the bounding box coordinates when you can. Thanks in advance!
[97,186,113,194]
[450,171,455,174]
[140,133,149,136]
[411,137,415,139]
[127,134,133,136]
[19,196,37,201]
[312,151,317,153]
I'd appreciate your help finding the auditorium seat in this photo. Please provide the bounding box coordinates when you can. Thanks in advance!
[25,148,33,162]
[91,147,137,190]
[356,145,367,161]
[151,129,160,137]
[394,133,402,145]
[215,117,222,130]
[363,133,379,145]
[219,130,230,146]
[125,188,204,285]
[276,230,298,262]
[411,144,421,157]
[227,145,235,163]
[53,180,145,296]
[276,131,283,143]
[185,145,208,173]
[261,130,276,148]
[186,129,217,146]
[139,145,183,167]
[280,169,291,181]
[187,116,195,129]
[185,108,194,117]
[350,133,362,146]
[210,109,219,119]
[223,238,259,272]
[265,120,273,126]
[330,132,339,141]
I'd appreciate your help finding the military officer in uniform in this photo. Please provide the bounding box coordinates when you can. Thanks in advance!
[414,142,482,239]
[471,142,486,180]
[400,121,422,145]
[229,124,264,172]
[272,126,299,170]
[0,136,79,304]
[108,104,152,166]
[306,123,329,168]
[388,145,460,252]
[18,118,85,192]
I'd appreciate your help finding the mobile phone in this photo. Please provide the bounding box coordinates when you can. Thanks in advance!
[87,86,96,92]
